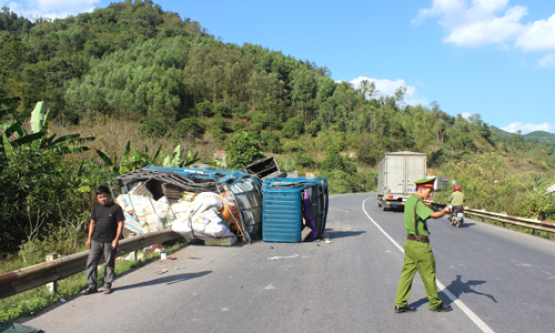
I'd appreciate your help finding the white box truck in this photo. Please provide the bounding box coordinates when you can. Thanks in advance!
[377,151,427,211]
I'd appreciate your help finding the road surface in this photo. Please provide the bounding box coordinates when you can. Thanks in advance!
[19,193,555,332]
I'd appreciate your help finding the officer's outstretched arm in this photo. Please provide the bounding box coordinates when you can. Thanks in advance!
[431,207,451,219]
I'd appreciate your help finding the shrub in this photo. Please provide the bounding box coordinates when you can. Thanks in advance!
[231,121,244,132]
[214,102,229,115]
[266,140,281,153]
[226,132,264,168]
[261,131,281,153]
[321,152,345,172]
[295,153,315,167]
[250,122,264,132]
[282,117,304,138]
[0,149,87,254]
[334,132,347,151]
[283,141,305,153]
[271,119,284,130]
[306,120,321,137]
[261,131,279,143]
[213,113,227,130]
[139,119,168,137]
[211,126,227,141]
[251,114,265,132]
[235,103,248,118]
[195,102,212,115]
[175,118,205,138]
[266,114,284,130]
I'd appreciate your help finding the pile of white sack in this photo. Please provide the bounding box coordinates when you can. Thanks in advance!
[171,192,235,240]
[116,182,237,241]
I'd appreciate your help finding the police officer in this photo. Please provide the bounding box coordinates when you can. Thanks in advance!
[394,177,453,313]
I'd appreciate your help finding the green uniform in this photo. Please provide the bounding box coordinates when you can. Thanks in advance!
[394,194,443,309]
[448,191,465,206]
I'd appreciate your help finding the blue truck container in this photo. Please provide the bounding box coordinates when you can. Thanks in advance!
[262,177,328,243]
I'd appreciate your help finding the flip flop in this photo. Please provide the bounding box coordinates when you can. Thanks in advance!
[103,288,112,294]
[80,288,97,295]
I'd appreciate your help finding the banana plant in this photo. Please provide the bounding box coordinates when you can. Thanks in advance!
[161,144,200,168]
[1,100,93,157]
[97,141,163,175]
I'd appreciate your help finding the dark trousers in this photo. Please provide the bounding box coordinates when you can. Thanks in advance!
[86,241,116,289]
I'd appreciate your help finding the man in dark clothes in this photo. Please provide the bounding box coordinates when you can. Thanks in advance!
[81,186,124,295]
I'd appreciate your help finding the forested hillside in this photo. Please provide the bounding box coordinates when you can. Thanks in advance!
[1,0,555,255]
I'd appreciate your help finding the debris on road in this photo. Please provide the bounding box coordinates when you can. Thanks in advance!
[267,253,299,260]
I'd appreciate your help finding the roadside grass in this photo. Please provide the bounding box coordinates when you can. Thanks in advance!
[0,242,186,323]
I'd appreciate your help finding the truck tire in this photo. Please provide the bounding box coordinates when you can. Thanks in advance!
[382,206,388,212]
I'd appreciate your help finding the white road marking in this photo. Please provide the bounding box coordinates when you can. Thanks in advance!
[362,198,495,333]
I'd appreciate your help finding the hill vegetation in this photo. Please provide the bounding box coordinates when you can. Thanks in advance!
[524,131,555,144]
[1,0,555,257]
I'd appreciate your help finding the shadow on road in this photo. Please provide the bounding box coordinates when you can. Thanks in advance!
[325,230,366,239]
[444,274,497,303]
[410,274,497,308]
[114,271,212,292]
[448,222,476,229]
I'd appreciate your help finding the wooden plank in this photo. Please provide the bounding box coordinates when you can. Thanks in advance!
[301,227,312,242]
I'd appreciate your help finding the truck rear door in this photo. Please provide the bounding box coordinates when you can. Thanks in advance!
[386,155,405,194]
[405,154,426,194]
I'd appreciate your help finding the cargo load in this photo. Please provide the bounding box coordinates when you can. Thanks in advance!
[112,165,263,243]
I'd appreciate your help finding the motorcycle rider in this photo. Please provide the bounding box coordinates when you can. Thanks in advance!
[447,185,464,222]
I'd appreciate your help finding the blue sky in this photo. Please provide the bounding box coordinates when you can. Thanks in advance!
[3,0,554,134]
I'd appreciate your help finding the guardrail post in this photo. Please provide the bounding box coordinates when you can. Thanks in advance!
[128,250,138,261]
[531,229,537,236]
[503,222,507,228]
[482,217,485,222]
[45,253,58,294]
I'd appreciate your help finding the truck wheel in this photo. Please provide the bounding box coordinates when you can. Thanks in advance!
[378,201,382,208]
[382,206,388,212]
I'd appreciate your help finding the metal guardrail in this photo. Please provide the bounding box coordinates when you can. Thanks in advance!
[427,201,555,234]
[0,229,182,300]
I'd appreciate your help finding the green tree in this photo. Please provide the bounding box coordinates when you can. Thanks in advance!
[282,117,304,138]
[226,131,264,168]
[175,118,205,138]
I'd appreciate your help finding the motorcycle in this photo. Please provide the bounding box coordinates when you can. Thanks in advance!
[451,206,464,228]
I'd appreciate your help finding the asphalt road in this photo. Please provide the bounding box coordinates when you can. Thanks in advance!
[19,193,555,332]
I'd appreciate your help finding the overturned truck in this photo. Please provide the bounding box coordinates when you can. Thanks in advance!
[110,159,328,245]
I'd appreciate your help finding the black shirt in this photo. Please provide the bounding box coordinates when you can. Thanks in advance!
[91,202,124,243]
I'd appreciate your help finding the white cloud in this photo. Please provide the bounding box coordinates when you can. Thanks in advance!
[538,53,555,68]
[415,0,555,66]
[3,0,99,19]
[414,0,527,47]
[515,14,555,52]
[349,76,429,106]
[462,112,472,119]
[502,122,555,134]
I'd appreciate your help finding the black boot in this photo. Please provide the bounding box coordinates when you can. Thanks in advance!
[429,303,453,312]
[395,305,416,313]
